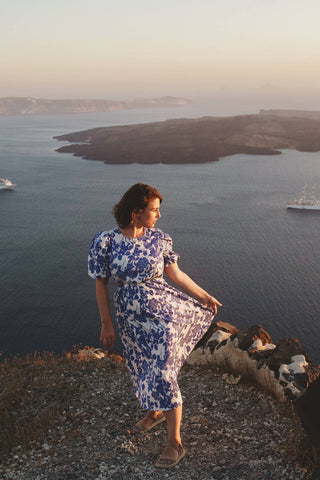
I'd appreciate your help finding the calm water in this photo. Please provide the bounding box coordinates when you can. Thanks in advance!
[1,104,320,362]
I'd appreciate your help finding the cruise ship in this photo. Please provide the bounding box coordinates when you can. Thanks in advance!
[0,178,16,190]
[287,186,320,210]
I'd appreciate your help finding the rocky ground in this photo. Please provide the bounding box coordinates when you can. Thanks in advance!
[0,355,316,480]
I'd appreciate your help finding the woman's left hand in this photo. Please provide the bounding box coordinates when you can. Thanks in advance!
[202,294,222,315]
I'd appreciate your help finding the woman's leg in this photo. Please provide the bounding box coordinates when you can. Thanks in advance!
[155,405,184,466]
[163,405,182,445]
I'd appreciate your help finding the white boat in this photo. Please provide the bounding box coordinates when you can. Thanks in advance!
[0,178,16,190]
[287,186,320,210]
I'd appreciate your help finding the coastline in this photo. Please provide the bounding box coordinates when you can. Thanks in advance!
[0,96,192,116]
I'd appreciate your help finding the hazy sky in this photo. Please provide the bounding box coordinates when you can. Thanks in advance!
[2,0,320,102]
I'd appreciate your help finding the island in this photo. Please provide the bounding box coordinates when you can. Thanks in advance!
[54,109,320,164]
[0,96,191,116]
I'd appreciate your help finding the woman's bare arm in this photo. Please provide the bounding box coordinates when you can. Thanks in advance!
[96,278,116,349]
[164,262,222,315]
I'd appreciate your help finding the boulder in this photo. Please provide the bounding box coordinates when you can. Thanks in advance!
[195,320,239,349]
[268,338,310,373]
[235,325,273,351]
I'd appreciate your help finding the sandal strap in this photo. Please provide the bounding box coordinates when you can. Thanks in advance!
[166,442,183,454]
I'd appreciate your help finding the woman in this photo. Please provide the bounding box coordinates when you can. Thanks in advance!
[88,183,222,468]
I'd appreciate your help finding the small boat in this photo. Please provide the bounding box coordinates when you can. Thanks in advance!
[0,178,16,190]
[287,186,320,210]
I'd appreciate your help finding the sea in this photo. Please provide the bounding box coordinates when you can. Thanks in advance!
[1,100,320,363]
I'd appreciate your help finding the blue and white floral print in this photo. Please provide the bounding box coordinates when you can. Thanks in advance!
[88,228,214,411]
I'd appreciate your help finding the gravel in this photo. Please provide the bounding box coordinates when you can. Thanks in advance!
[0,357,311,480]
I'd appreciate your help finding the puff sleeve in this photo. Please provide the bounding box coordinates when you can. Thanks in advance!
[88,231,111,279]
[162,232,180,267]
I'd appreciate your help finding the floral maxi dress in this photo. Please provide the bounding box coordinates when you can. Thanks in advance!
[88,227,215,411]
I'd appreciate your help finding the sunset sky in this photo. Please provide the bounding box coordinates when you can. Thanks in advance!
[2,0,320,105]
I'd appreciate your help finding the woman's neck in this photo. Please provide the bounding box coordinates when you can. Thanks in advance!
[119,225,145,239]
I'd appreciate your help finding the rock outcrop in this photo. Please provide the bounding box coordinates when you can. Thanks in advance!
[187,321,320,448]
[188,322,320,400]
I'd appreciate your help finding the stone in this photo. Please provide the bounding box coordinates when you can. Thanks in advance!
[235,325,272,351]
[207,331,232,353]
[74,348,105,361]
[248,338,276,353]
[251,349,274,367]
[194,320,239,349]
[268,338,309,372]
[279,355,308,383]
[215,320,240,335]
[295,376,320,449]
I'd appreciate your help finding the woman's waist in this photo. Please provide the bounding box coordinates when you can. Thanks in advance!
[114,276,163,287]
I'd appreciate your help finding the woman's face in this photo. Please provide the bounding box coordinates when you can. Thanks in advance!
[135,197,161,228]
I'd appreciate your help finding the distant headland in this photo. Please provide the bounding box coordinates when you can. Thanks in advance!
[0,96,192,116]
[54,109,320,164]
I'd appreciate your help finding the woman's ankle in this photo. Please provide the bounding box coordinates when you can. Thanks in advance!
[167,436,182,446]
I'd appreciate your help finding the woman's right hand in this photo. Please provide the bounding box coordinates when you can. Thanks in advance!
[100,323,116,350]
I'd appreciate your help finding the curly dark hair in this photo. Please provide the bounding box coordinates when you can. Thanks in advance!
[112,183,162,228]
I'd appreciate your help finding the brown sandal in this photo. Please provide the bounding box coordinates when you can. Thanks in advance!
[155,442,186,468]
[133,413,165,434]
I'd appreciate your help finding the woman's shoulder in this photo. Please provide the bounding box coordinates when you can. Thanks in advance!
[90,228,118,248]
[149,228,172,241]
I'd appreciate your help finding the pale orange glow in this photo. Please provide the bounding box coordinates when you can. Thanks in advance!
[2,0,320,101]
